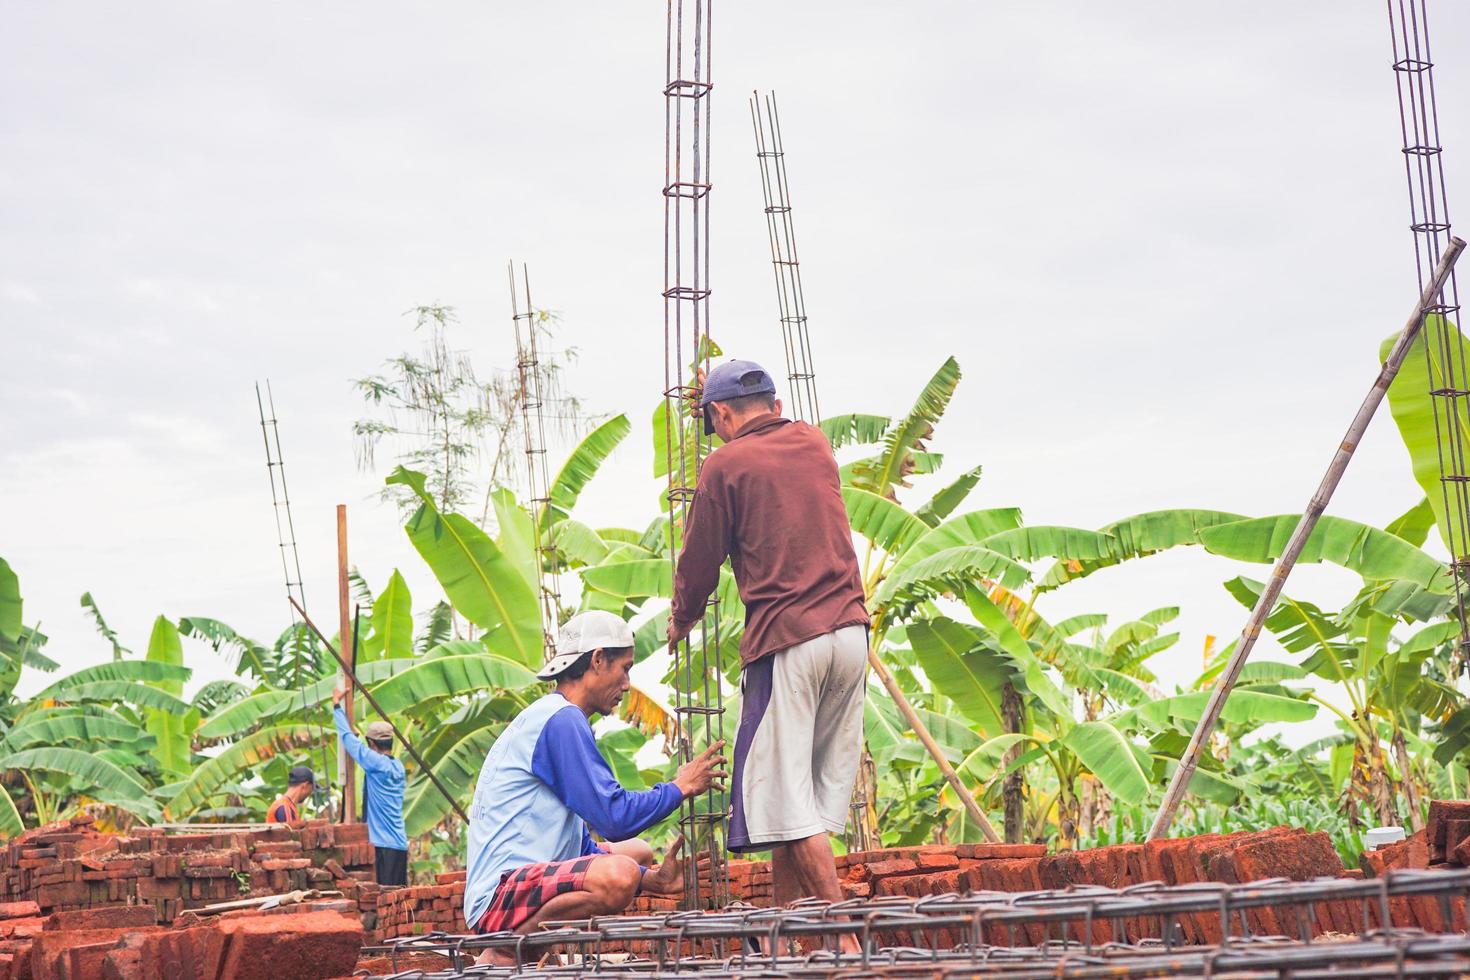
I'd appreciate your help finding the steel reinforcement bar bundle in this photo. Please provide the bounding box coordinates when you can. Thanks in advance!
[362,868,1470,978]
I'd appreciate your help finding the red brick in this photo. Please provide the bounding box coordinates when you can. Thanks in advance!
[1428,802,1470,861]
[30,926,160,980]
[0,905,38,922]
[915,852,959,871]
[58,940,116,980]
[43,906,155,932]
[955,843,1046,860]
[862,859,918,881]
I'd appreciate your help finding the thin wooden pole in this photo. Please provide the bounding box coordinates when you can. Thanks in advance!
[868,649,1003,843]
[291,597,470,825]
[336,505,356,825]
[1148,236,1466,841]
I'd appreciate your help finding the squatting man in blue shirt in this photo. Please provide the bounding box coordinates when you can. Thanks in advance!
[332,686,410,887]
[464,610,726,963]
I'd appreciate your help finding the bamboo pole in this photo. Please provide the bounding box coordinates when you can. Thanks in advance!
[290,598,471,825]
[336,505,356,825]
[1148,235,1466,841]
[868,649,1003,843]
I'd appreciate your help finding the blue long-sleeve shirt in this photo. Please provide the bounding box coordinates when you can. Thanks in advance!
[464,692,683,929]
[334,705,409,852]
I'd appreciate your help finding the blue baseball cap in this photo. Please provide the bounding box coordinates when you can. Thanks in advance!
[700,360,777,434]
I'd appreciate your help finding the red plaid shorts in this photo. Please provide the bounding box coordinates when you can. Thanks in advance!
[474,856,596,934]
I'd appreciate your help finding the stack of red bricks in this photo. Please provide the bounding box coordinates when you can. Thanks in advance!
[374,870,468,939]
[0,899,362,980]
[0,815,378,939]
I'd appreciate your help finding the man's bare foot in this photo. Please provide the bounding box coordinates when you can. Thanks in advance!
[474,946,520,968]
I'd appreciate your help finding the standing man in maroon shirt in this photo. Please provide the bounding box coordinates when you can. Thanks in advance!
[668,359,870,915]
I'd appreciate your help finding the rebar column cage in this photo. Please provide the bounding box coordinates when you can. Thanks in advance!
[749,90,876,852]
[254,381,333,801]
[509,262,562,655]
[664,0,729,909]
[749,91,820,426]
[1388,0,1470,668]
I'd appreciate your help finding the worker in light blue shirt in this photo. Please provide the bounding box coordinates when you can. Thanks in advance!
[332,688,409,886]
[463,610,726,960]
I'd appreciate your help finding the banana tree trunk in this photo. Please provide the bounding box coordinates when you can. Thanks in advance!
[1001,683,1025,843]
[1392,729,1424,833]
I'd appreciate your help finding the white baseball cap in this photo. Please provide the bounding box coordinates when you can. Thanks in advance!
[537,610,637,680]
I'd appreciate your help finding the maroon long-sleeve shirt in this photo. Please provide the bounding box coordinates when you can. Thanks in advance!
[671,413,869,667]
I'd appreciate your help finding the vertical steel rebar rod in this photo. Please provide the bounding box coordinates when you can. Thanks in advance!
[509,262,561,653]
[664,0,728,908]
[254,382,334,803]
[749,91,820,425]
[1387,0,1470,670]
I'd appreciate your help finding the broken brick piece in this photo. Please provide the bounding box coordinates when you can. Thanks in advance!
[1427,801,1470,861]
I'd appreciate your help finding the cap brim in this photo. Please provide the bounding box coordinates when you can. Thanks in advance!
[536,654,579,680]
[703,404,715,436]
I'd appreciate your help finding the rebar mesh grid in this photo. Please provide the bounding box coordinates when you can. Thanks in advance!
[1387,0,1470,668]
[362,869,1470,978]
[508,262,561,655]
[663,0,729,910]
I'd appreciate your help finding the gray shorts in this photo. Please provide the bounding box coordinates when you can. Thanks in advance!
[728,624,868,852]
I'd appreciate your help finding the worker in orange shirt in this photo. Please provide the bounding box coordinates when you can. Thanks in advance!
[266,766,316,824]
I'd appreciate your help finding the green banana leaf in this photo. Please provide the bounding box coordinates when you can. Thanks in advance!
[367,655,539,715]
[144,616,192,775]
[0,784,22,839]
[80,592,129,660]
[403,724,501,837]
[914,466,983,528]
[820,413,892,449]
[361,570,413,663]
[864,692,926,768]
[965,588,1073,719]
[34,660,190,699]
[1,713,151,752]
[981,526,1115,562]
[598,727,648,789]
[1036,509,1250,591]
[548,414,631,524]
[907,617,1014,737]
[1121,686,1317,730]
[196,689,294,740]
[0,559,19,642]
[863,358,960,498]
[492,489,537,592]
[1381,316,1470,555]
[178,617,274,682]
[56,681,192,715]
[387,466,541,667]
[887,509,1025,579]
[0,746,149,800]
[1198,515,1450,591]
[165,724,328,819]
[842,487,930,556]
[1063,721,1151,805]
[1386,498,1436,547]
[552,520,612,567]
[874,545,1030,608]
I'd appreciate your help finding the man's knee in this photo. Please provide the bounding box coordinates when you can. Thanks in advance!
[585,854,641,911]
[604,838,656,866]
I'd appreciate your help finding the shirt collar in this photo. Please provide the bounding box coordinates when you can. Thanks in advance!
[732,413,788,441]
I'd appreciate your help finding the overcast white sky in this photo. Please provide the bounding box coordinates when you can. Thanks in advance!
[3,2,1468,710]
